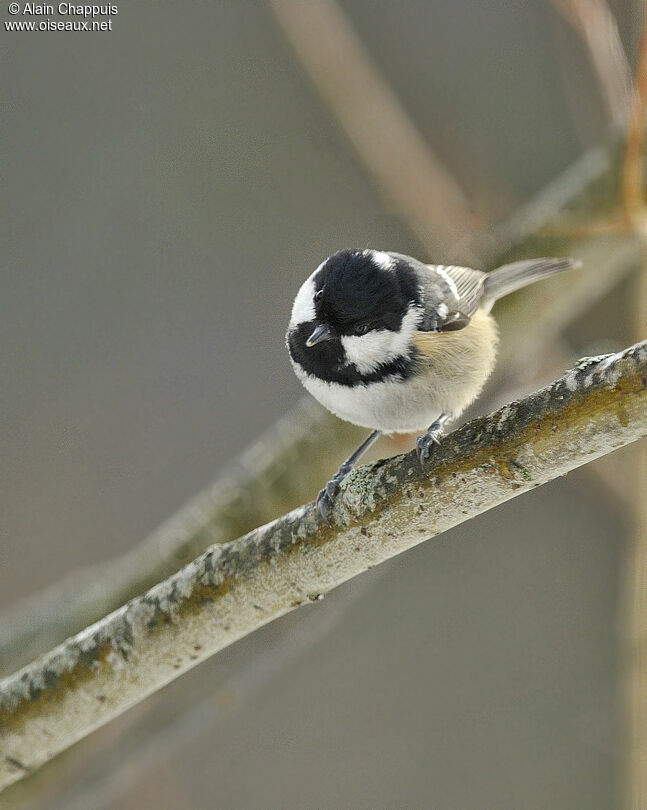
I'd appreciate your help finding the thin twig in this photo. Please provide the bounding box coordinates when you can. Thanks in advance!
[622,6,647,239]
[623,271,647,810]
[269,0,483,263]
[1,340,645,792]
[620,9,647,807]
[552,0,632,128]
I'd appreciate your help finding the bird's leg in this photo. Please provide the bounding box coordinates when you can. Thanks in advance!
[317,429,381,522]
[416,413,451,465]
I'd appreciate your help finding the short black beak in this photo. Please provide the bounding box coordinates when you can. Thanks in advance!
[306,323,332,347]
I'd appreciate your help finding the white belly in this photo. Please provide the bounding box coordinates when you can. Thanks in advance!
[298,372,443,432]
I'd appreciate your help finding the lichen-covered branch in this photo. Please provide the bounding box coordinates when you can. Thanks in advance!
[0,142,638,678]
[42,573,385,810]
[0,400,365,675]
[1,340,645,792]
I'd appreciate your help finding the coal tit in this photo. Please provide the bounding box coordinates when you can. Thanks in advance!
[286,249,579,519]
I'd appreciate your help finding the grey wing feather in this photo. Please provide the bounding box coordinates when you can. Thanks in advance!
[442,265,487,317]
[419,264,486,331]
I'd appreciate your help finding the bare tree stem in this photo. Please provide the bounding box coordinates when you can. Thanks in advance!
[269,0,482,262]
[552,0,632,128]
[620,8,647,804]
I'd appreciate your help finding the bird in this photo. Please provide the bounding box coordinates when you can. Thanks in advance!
[286,248,580,520]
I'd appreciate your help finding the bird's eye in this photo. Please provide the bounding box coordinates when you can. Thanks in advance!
[314,289,324,302]
[353,323,371,336]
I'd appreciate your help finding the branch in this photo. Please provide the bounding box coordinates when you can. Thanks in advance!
[0,141,638,677]
[0,400,365,675]
[43,573,386,810]
[552,0,632,129]
[1,341,645,792]
[269,0,483,263]
[622,4,647,239]
[619,10,647,807]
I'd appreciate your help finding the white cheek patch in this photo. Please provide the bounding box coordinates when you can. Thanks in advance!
[342,331,395,374]
[341,305,422,374]
[290,275,317,327]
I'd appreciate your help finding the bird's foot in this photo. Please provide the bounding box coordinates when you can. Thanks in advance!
[416,428,443,465]
[315,429,382,523]
[316,464,351,523]
[416,414,450,466]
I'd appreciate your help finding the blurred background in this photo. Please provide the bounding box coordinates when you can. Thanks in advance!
[2,1,645,808]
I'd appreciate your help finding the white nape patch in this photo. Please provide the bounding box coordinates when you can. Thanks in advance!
[290,257,332,326]
[433,266,459,299]
[340,305,422,374]
[289,274,317,327]
[365,249,394,271]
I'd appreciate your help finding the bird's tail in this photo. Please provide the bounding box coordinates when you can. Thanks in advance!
[482,257,580,311]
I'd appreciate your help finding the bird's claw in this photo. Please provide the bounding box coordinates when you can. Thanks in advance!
[316,467,350,523]
[416,429,442,466]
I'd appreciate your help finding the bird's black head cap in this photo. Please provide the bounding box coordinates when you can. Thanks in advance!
[313,249,419,333]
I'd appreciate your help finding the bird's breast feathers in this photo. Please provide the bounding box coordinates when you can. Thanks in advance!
[290,310,498,433]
